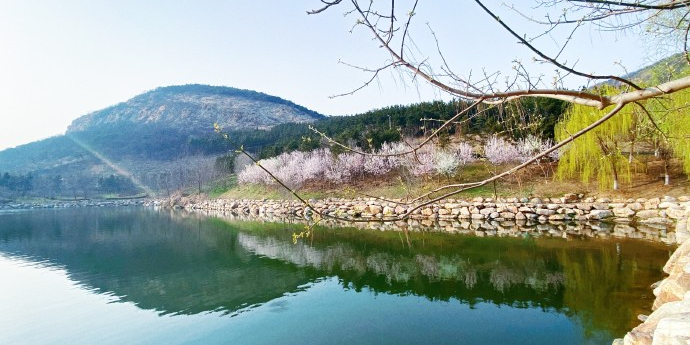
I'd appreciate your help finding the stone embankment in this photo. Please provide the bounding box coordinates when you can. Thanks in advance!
[166,194,687,227]
[615,211,690,345]
[160,194,690,345]
[0,199,145,210]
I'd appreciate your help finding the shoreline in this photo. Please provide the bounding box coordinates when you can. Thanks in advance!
[0,199,146,211]
[166,194,690,345]
[162,195,687,237]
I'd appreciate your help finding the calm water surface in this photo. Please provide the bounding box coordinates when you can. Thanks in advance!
[0,207,673,345]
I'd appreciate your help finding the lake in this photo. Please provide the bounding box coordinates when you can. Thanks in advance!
[0,207,673,345]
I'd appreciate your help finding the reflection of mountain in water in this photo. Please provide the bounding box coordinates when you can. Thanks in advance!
[0,207,671,336]
[0,208,316,315]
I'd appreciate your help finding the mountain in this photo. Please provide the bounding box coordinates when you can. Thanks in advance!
[0,84,324,166]
[67,84,323,134]
[0,85,324,198]
[626,53,690,85]
[601,53,690,87]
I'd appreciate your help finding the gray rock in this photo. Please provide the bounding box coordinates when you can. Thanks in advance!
[659,201,680,209]
[613,207,636,218]
[576,203,593,211]
[590,210,614,220]
[636,210,660,219]
[536,208,556,216]
[628,202,644,211]
[651,313,690,345]
[667,207,687,220]
[640,218,674,225]
[593,203,610,210]
[662,196,678,202]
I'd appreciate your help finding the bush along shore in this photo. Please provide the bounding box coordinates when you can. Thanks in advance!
[156,194,690,345]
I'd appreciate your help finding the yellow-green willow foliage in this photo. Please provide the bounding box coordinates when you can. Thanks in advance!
[555,89,635,190]
[556,87,690,190]
[646,89,690,176]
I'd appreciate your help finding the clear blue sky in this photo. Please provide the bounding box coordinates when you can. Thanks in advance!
[0,0,654,151]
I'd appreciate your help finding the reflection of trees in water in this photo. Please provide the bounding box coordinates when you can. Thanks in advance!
[464,269,477,289]
[490,265,522,293]
[488,262,565,293]
[234,225,668,338]
[238,232,565,293]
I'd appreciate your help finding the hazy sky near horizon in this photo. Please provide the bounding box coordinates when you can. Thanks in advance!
[0,0,656,151]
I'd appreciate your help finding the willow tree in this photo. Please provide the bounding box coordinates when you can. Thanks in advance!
[557,86,690,190]
[645,89,690,185]
[555,94,637,190]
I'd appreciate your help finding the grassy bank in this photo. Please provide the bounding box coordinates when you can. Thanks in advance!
[215,161,690,201]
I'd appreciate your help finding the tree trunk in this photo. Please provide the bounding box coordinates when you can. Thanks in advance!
[628,134,636,164]
[612,162,620,190]
[664,160,670,186]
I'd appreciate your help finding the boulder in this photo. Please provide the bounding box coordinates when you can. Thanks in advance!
[536,208,556,216]
[576,203,593,211]
[666,207,686,220]
[368,205,383,215]
[659,201,680,209]
[662,196,678,202]
[562,193,579,203]
[624,300,690,345]
[546,203,560,210]
[593,202,610,210]
[628,202,644,211]
[480,207,497,215]
[637,210,661,219]
[589,209,614,220]
[652,313,690,345]
[518,206,534,213]
[613,207,636,218]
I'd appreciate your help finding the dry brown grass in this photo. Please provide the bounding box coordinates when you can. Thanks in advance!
[220,159,689,201]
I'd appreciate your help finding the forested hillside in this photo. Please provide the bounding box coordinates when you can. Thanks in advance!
[2,51,686,201]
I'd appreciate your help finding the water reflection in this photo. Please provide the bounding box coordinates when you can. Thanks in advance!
[0,207,672,340]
